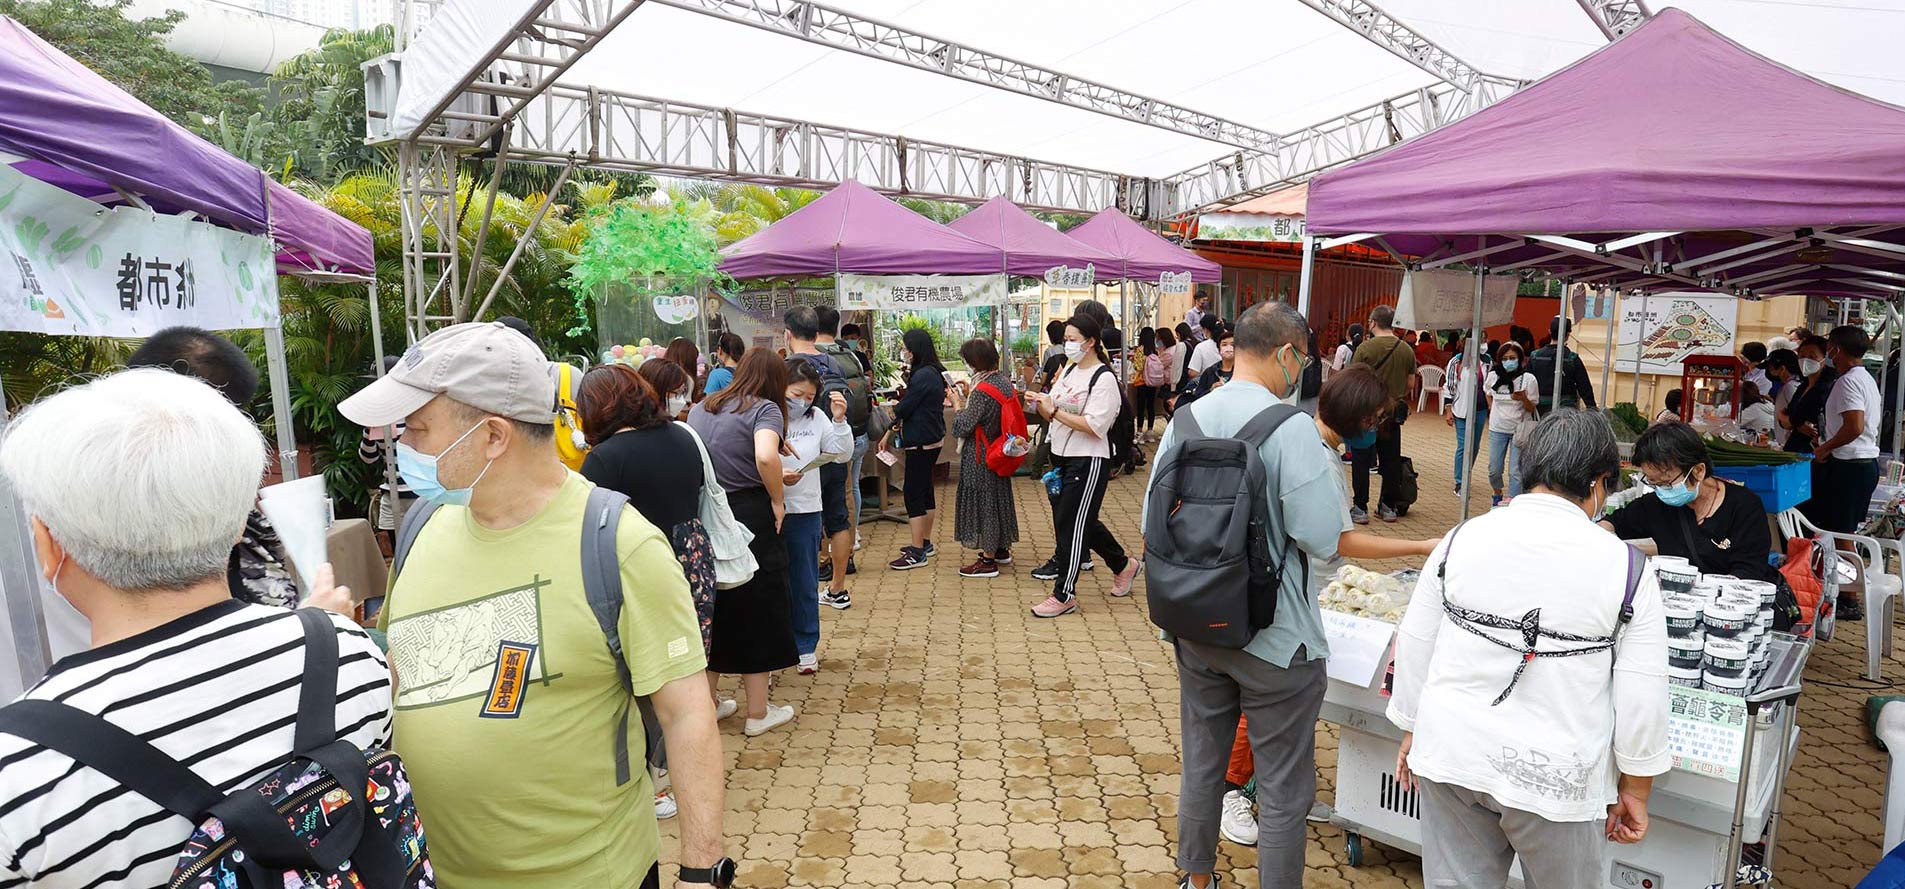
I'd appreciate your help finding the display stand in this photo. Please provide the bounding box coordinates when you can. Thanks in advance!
[1320,630,1810,888]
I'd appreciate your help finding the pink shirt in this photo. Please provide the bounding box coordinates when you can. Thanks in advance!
[1048,362,1121,459]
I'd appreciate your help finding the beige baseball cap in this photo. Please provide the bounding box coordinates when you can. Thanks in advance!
[340,322,557,428]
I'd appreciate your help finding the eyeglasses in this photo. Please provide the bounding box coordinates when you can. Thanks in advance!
[1640,466,1695,489]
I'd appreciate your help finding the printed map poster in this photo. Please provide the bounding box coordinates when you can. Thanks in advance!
[0,164,280,336]
[1614,292,1738,376]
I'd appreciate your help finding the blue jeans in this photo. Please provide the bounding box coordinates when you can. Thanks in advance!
[1487,429,1522,497]
[1453,411,1486,489]
[782,512,824,656]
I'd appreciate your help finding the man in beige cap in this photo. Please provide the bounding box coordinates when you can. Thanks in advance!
[339,322,734,889]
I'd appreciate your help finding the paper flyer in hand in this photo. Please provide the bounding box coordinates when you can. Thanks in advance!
[257,476,328,594]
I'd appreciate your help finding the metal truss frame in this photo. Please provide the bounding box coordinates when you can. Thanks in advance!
[1576,0,1652,40]
[1160,75,1522,217]
[396,140,462,340]
[1295,0,1484,89]
[646,0,1280,149]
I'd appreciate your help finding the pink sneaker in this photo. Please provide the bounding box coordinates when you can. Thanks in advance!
[1110,560,1141,597]
[1031,596,1077,618]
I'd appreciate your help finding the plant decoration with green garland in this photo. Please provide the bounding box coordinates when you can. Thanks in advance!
[564,200,727,336]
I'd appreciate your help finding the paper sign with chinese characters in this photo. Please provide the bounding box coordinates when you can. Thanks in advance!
[836,274,1007,311]
[0,164,280,336]
[1667,685,1749,781]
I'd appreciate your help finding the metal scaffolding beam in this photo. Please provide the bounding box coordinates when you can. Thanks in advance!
[492,85,1139,213]
[1161,75,1522,217]
[646,0,1280,149]
[1576,0,1652,40]
[1296,0,1487,89]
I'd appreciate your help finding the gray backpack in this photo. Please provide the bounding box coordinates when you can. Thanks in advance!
[1143,404,1302,649]
[390,487,664,781]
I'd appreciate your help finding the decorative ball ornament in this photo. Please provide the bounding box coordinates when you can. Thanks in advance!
[610,344,625,358]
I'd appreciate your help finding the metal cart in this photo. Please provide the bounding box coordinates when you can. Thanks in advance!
[1318,636,1810,888]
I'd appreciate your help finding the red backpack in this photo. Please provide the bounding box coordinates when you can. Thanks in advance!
[972,382,1030,477]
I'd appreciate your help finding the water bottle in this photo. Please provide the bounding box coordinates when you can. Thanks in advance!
[1042,469,1063,496]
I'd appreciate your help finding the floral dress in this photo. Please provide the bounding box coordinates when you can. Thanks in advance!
[669,519,717,658]
[951,370,1021,554]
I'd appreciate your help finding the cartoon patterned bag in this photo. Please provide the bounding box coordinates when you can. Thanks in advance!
[0,611,431,889]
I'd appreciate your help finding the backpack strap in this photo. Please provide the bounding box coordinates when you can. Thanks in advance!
[292,608,340,754]
[0,700,221,819]
[580,485,643,786]
[1234,404,1301,449]
[1617,543,1645,626]
[389,496,443,583]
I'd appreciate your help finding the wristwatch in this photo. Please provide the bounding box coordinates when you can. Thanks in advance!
[679,859,737,887]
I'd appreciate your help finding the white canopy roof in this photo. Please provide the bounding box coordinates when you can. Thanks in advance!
[390,0,1905,185]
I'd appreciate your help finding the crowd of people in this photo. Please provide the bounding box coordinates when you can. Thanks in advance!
[0,290,1882,889]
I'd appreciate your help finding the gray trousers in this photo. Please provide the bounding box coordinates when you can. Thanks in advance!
[1418,778,1604,889]
[1175,638,1327,887]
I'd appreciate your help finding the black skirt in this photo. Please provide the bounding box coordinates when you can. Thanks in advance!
[706,486,798,674]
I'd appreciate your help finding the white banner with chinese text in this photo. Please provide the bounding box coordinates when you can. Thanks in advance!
[837,274,1007,311]
[1394,268,1518,331]
[0,165,280,336]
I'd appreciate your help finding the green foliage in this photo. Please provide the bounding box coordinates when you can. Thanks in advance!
[565,199,724,336]
[1010,332,1039,359]
[894,314,960,372]
[269,26,395,180]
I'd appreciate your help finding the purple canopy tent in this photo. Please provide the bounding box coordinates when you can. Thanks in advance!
[718,180,1005,278]
[946,196,1118,281]
[1302,8,1905,519]
[1066,207,1221,283]
[0,16,374,278]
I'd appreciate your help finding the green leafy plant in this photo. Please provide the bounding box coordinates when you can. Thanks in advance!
[564,199,726,337]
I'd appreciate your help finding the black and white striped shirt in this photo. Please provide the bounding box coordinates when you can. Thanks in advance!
[0,601,392,889]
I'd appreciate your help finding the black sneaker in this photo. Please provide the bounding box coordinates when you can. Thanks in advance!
[1030,558,1093,581]
[1838,593,1866,622]
[888,548,929,571]
[1177,875,1220,889]
[820,589,852,610]
[819,559,857,582]
[920,541,937,558]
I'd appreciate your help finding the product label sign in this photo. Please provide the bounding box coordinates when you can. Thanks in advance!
[1667,685,1748,780]
[1319,610,1395,689]
[836,273,1007,310]
[1044,264,1094,287]
[0,164,279,335]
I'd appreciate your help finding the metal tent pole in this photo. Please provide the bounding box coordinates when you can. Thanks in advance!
[1460,263,1487,519]
[1894,294,1905,464]
[1632,289,1651,409]
[367,275,406,529]
[0,382,51,696]
[263,327,299,483]
[1296,235,1317,318]
[1552,279,1570,415]
[1600,286,1617,400]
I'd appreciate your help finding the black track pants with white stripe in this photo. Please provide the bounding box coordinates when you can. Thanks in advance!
[1048,455,1129,602]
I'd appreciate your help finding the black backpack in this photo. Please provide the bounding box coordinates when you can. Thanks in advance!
[1392,456,1420,516]
[1143,404,1303,648]
[811,345,871,436]
[0,611,430,889]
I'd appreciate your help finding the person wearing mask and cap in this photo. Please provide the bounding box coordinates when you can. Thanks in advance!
[497,316,593,472]
[336,321,733,889]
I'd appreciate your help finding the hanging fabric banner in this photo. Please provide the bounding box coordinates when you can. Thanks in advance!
[837,273,1007,311]
[0,165,280,335]
[1394,268,1518,330]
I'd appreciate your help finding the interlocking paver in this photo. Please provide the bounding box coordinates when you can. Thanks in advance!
[654,409,1891,886]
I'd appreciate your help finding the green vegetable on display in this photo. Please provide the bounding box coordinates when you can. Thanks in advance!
[1703,436,1806,466]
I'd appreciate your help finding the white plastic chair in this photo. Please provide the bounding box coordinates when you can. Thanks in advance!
[1416,365,1446,414]
[1779,507,1900,680]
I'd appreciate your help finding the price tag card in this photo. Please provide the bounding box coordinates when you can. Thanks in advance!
[1667,685,1748,780]
[1321,610,1396,688]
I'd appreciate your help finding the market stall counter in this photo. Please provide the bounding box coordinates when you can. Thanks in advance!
[1318,563,1810,889]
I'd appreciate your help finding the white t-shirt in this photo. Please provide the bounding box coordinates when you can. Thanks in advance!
[1484,370,1538,433]
[1388,494,1670,823]
[1743,366,1771,396]
[1447,357,1481,421]
[1824,365,1883,460]
[1332,343,1354,371]
[780,406,853,514]
[1047,362,1121,459]
[1189,339,1223,376]
[1165,342,1188,389]
[0,603,392,889]
[1738,401,1778,438]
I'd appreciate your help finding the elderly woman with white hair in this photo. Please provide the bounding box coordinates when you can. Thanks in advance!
[1387,409,1670,889]
[0,370,392,889]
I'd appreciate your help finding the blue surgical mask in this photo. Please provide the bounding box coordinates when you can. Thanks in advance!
[396,421,493,506]
[1653,469,1698,508]
[1344,428,1378,450]
[1501,359,1520,372]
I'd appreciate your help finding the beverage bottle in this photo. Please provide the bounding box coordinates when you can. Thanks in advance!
[1042,469,1063,496]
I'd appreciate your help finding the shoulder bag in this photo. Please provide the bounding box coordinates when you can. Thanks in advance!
[677,421,759,589]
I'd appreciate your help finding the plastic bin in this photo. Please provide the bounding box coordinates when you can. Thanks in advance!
[1714,461,1811,513]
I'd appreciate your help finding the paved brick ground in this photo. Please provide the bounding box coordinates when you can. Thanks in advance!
[662,408,1895,888]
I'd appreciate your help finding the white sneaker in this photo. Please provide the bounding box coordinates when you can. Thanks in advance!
[654,790,678,820]
[798,653,818,675]
[714,698,738,720]
[745,703,797,736]
[853,532,863,551]
[1220,789,1258,846]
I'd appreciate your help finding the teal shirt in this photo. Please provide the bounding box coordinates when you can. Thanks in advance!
[704,366,734,395]
[1143,380,1351,667]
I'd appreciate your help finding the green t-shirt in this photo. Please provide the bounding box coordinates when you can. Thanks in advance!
[380,472,706,889]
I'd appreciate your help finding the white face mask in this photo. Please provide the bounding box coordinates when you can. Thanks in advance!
[1063,341,1083,361]
[667,393,690,415]
[1799,358,1822,376]
[787,397,812,417]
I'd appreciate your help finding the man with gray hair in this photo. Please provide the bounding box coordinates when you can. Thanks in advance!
[1389,410,1667,888]
[1145,301,1351,889]
[341,321,732,888]
[0,369,393,889]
